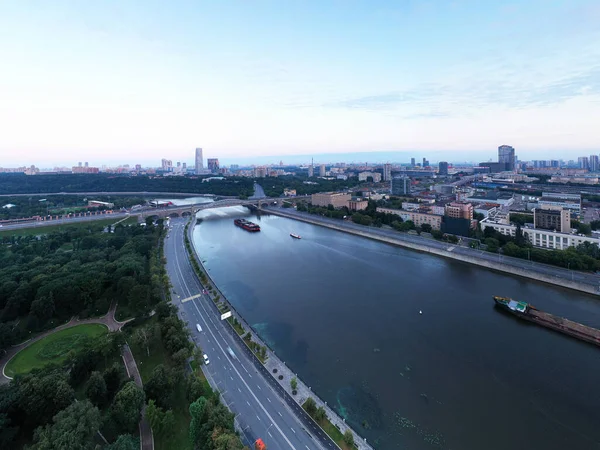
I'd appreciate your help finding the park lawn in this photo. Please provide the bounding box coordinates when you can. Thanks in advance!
[5,323,109,377]
[302,400,356,450]
[0,216,138,238]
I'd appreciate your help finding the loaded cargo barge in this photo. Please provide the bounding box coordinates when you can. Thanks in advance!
[494,296,600,347]
[234,218,260,232]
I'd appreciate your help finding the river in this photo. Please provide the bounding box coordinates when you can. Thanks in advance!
[193,207,600,450]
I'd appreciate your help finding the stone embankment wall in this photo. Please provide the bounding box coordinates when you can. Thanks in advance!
[267,209,600,296]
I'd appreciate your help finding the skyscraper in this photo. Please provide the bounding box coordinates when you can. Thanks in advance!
[383,163,392,181]
[498,145,515,171]
[207,158,220,173]
[422,157,427,167]
[195,148,203,174]
[391,176,410,195]
[578,156,589,170]
[319,164,326,177]
[410,158,415,166]
[589,155,599,172]
[438,161,449,175]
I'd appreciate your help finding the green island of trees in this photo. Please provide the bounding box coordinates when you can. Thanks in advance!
[0,219,248,450]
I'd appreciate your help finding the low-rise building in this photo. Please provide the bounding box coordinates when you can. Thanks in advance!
[283,188,297,196]
[445,202,473,220]
[474,203,498,218]
[311,192,351,208]
[533,207,570,232]
[376,207,442,229]
[348,198,369,211]
[88,200,114,208]
[358,171,382,182]
[480,218,600,250]
[538,192,581,212]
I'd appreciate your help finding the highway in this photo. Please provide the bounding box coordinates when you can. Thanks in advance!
[164,218,334,450]
[265,206,600,290]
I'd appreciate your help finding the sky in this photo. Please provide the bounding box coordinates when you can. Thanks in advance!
[0,0,599,167]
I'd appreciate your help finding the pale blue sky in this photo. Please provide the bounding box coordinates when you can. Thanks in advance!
[1,0,599,166]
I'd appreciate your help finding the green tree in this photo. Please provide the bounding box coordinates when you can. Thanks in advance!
[314,406,326,422]
[103,363,125,402]
[133,324,155,357]
[305,397,317,415]
[105,435,139,450]
[16,370,75,429]
[144,364,175,409]
[85,371,107,407]
[111,382,145,433]
[343,429,355,446]
[30,294,55,322]
[420,223,433,233]
[30,400,101,450]
[146,400,175,439]
[290,377,298,391]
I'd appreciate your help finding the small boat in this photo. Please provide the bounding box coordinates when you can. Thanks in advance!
[290,233,301,239]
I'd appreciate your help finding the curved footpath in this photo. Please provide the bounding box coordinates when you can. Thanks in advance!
[0,302,131,384]
[265,206,600,297]
[187,220,374,450]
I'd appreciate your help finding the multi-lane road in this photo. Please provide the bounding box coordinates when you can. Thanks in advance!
[164,218,334,450]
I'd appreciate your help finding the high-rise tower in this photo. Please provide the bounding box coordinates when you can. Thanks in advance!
[195,148,204,174]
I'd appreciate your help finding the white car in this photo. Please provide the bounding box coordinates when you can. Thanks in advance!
[196,323,202,332]
[203,354,210,365]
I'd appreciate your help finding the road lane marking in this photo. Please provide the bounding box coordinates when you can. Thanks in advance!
[291,427,295,433]
[257,385,262,390]
[267,397,271,403]
[172,229,299,450]
[278,412,282,417]
[181,293,202,303]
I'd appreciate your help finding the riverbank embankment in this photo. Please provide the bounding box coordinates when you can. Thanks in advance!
[265,208,600,297]
[187,219,374,450]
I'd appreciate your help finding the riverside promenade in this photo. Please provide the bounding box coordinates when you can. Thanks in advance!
[265,207,600,297]
[187,220,374,450]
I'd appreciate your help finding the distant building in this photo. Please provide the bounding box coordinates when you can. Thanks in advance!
[283,188,297,196]
[474,203,498,218]
[376,207,442,230]
[348,198,369,211]
[590,155,599,172]
[358,171,381,182]
[438,161,449,175]
[161,159,173,172]
[207,158,220,173]
[480,218,599,250]
[88,200,114,208]
[578,156,589,170]
[383,163,392,181]
[445,202,473,220]
[533,207,570,232]
[538,192,581,212]
[391,176,410,195]
[195,148,204,174]
[311,192,351,208]
[254,167,267,178]
[319,164,326,177]
[498,145,515,171]
[410,158,416,166]
[308,165,314,177]
[72,165,99,174]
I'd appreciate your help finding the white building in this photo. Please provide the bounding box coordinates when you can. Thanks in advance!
[480,218,600,250]
[195,148,203,173]
[358,171,382,182]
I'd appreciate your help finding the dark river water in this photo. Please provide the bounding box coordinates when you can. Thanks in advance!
[193,208,600,450]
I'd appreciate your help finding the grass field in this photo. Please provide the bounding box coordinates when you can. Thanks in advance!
[4,323,109,377]
[0,216,139,238]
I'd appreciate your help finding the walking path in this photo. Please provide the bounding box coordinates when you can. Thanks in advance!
[0,303,132,384]
[122,343,154,450]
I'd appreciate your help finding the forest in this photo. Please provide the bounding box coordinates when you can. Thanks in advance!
[0,173,255,197]
[0,220,246,449]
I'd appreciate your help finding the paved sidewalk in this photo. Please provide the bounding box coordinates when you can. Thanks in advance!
[122,343,154,450]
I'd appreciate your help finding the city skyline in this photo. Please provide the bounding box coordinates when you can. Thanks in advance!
[1,1,599,165]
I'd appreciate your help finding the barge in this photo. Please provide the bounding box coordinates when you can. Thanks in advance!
[234,218,260,232]
[493,296,600,347]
